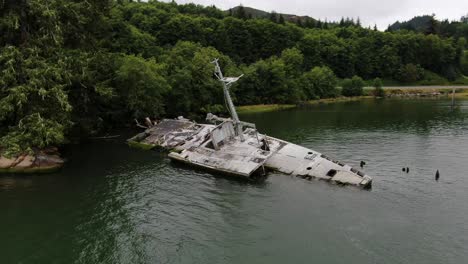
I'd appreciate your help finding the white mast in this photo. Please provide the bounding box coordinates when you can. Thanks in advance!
[211,59,245,141]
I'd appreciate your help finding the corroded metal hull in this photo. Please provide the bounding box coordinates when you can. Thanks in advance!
[128,118,372,189]
[265,137,372,188]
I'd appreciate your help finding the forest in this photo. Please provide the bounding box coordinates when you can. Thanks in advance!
[1,0,468,156]
[388,14,468,40]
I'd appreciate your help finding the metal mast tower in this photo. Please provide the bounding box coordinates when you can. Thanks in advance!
[211,59,245,141]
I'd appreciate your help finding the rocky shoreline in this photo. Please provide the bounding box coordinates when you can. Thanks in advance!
[386,91,443,98]
[0,148,64,174]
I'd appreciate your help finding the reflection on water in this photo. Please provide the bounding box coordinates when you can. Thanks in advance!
[1,98,467,264]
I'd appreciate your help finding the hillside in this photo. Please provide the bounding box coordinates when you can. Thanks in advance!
[388,15,433,32]
[387,14,468,40]
[227,5,317,24]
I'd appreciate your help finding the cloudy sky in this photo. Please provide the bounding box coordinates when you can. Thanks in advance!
[162,0,468,29]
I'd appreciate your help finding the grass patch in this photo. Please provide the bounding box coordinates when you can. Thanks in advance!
[416,71,450,85]
[452,90,468,97]
[454,93,468,98]
[307,96,372,105]
[238,97,374,114]
[452,76,468,85]
[237,104,296,114]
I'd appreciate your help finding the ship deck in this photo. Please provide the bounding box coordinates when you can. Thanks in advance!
[128,119,372,188]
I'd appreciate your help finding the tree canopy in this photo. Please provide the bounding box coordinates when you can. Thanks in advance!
[1,0,466,155]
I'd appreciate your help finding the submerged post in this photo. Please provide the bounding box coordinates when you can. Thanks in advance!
[451,87,455,110]
[211,59,245,141]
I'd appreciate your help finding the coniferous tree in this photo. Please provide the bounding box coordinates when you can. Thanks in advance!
[235,5,247,20]
[323,20,329,29]
[270,11,278,23]
[304,18,315,28]
[426,14,439,35]
[462,14,468,24]
[297,19,303,27]
[316,20,322,28]
[339,17,345,27]
[279,15,285,24]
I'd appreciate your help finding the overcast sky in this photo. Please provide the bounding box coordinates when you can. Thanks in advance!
[162,0,468,30]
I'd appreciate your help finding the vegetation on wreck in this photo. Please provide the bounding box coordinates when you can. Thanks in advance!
[0,0,467,161]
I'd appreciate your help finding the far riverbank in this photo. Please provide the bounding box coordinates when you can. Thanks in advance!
[2,87,468,174]
[237,86,468,114]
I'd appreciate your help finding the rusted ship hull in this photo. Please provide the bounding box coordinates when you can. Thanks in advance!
[128,118,372,189]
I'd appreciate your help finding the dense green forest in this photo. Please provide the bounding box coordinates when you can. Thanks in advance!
[1,0,467,156]
[388,14,468,40]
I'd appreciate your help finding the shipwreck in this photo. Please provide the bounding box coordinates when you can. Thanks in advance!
[128,59,372,189]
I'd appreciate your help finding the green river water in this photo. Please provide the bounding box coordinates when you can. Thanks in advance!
[1,98,467,264]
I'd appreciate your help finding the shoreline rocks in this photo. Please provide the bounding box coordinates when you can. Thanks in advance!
[386,91,442,98]
[0,156,16,169]
[0,149,64,174]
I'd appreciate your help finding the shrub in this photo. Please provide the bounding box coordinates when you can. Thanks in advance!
[373,78,385,97]
[0,114,66,157]
[300,66,339,99]
[341,76,365,97]
[461,51,468,76]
